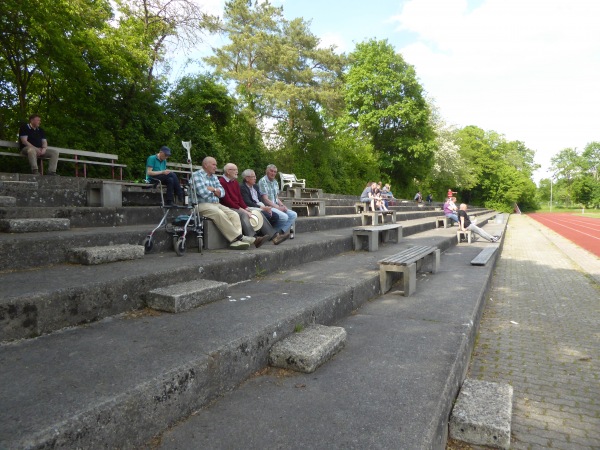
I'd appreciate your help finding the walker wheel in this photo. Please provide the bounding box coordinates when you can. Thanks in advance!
[197,236,203,254]
[175,237,186,256]
[143,236,153,253]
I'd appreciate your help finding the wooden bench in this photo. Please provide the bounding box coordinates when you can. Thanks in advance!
[352,224,402,251]
[279,172,306,190]
[361,210,397,226]
[457,229,473,244]
[471,246,498,266]
[285,187,322,199]
[0,139,126,179]
[379,245,440,295]
[282,199,326,216]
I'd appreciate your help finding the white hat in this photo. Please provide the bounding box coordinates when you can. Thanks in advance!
[248,208,264,231]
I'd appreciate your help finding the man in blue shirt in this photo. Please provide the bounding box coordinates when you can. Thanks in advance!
[146,146,184,206]
[19,114,59,175]
[257,164,297,239]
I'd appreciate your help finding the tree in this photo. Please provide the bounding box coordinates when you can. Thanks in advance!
[343,39,435,194]
[581,141,600,181]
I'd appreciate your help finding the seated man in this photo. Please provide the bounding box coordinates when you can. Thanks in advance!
[258,164,297,239]
[240,168,290,245]
[192,157,265,250]
[360,182,374,211]
[458,203,500,243]
[19,114,59,176]
[444,196,459,226]
[219,163,280,245]
[146,146,184,206]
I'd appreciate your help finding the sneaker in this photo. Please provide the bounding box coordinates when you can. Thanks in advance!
[46,172,58,176]
[241,235,255,244]
[253,235,267,248]
[229,240,250,250]
[31,169,39,175]
[289,229,295,239]
[272,231,290,245]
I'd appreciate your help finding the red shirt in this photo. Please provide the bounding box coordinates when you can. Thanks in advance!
[219,177,248,210]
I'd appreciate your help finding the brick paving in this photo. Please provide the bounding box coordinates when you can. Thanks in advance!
[468,214,600,449]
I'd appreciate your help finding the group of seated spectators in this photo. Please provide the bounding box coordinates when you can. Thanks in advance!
[360,181,395,211]
[445,195,499,242]
[146,148,295,250]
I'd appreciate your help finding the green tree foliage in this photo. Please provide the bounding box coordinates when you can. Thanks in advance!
[164,74,267,172]
[343,39,435,195]
[455,126,538,212]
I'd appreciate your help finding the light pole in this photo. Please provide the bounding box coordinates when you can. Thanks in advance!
[550,176,553,211]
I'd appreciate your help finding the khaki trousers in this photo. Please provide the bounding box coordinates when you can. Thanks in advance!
[21,146,59,172]
[195,203,242,243]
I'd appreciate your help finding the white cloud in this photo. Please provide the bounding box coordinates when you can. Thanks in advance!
[318,32,348,53]
[390,0,600,180]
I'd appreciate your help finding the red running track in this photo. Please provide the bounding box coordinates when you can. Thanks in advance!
[528,213,600,257]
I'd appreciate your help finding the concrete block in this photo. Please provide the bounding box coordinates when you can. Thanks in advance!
[450,378,513,449]
[0,218,70,232]
[147,279,229,313]
[0,196,16,207]
[269,324,347,373]
[87,181,123,207]
[67,244,145,265]
[203,219,229,250]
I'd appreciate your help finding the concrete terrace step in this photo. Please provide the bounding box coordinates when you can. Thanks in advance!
[0,196,16,207]
[0,220,508,449]
[67,244,145,265]
[0,217,70,232]
[147,279,229,313]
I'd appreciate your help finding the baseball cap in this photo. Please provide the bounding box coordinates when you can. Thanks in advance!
[160,146,171,156]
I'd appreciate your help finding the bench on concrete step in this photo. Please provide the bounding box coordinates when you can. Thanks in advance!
[282,198,325,216]
[0,139,126,179]
[435,216,451,228]
[450,378,513,449]
[269,324,347,373]
[147,279,228,313]
[361,210,396,226]
[279,172,306,190]
[352,224,402,252]
[457,229,473,244]
[471,246,498,266]
[354,202,367,213]
[0,218,70,233]
[379,245,440,295]
[67,244,145,265]
[285,187,322,199]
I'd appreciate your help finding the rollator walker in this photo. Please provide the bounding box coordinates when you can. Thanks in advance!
[142,141,204,256]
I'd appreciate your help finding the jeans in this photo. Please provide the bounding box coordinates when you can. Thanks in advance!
[445,213,459,225]
[467,224,495,241]
[21,146,59,172]
[152,173,184,203]
[271,207,297,233]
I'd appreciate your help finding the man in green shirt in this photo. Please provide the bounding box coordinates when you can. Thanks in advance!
[146,146,184,206]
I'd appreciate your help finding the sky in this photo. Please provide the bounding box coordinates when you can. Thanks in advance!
[182,0,600,183]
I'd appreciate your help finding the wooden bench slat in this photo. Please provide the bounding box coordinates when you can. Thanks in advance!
[379,245,440,296]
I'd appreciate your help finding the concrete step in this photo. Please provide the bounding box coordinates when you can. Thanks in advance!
[0,196,16,207]
[0,206,165,227]
[0,219,509,449]
[147,279,229,313]
[0,217,70,232]
[67,244,145,265]
[269,324,347,373]
[0,229,462,449]
[450,379,513,449]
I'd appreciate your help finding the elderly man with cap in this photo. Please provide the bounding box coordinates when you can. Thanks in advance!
[146,145,185,206]
[219,163,276,244]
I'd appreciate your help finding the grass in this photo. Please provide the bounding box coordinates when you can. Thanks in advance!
[533,206,600,218]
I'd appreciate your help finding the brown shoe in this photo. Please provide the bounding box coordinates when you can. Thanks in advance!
[254,235,267,248]
[272,231,290,245]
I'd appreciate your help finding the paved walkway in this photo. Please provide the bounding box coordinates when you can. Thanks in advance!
[467,214,600,449]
